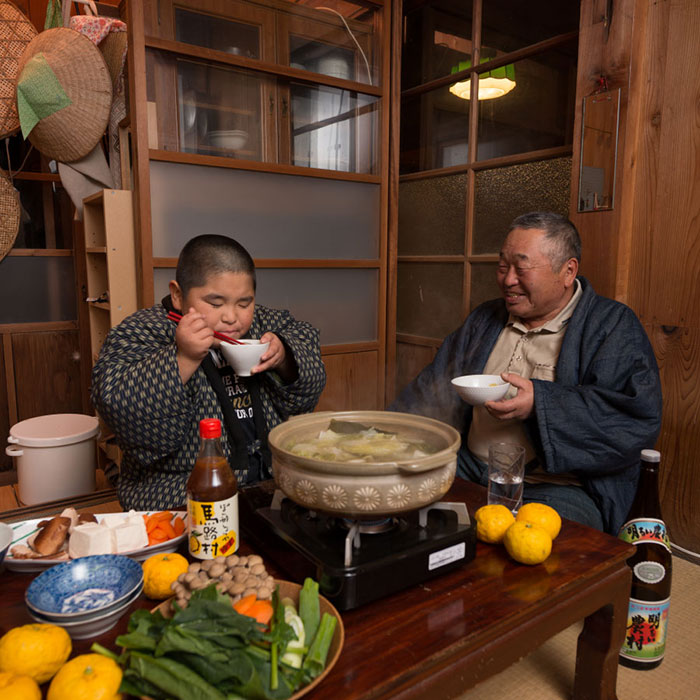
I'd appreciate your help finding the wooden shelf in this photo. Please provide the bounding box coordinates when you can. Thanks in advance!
[83,190,137,365]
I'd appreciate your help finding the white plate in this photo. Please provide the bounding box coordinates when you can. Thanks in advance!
[4,511,187,572]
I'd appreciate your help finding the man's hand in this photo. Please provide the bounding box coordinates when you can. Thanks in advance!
[251,332,298,382]
[175,307,214,383]
[484,372,534,420]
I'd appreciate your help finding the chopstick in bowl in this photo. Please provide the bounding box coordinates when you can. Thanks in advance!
[167,311,243,345]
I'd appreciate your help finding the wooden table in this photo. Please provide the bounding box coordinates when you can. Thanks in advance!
[0,479,633,699]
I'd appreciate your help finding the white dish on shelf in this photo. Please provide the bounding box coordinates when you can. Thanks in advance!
[209,129,249,151]
[4,510,186,572]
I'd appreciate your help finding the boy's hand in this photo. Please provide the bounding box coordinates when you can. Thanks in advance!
[174,307,213,382]
[251,332,298,382]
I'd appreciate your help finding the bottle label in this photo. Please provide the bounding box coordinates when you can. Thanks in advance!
[618,518,672,552]
[620,596,670,663]
[633,560,666,584]
[187,494,239,559]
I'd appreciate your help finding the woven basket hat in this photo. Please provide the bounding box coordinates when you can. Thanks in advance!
[17,27,112,162]
[0,167,20,262]
[0,0,38,139]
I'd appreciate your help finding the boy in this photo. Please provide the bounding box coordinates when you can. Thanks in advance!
[91,235,326,510]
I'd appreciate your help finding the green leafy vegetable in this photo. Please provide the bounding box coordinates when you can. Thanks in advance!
[93,581,337,700]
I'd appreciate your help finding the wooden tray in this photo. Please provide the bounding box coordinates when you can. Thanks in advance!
[152,580,344,700]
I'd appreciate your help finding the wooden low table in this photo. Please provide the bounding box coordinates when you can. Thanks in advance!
[0,479,632,699]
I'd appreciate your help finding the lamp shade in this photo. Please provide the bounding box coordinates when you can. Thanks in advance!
[449,59,516,101]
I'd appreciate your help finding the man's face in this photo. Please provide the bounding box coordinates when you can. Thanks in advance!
[496,227,578,329]
[171,271,255,341]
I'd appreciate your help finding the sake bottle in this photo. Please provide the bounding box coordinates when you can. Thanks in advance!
[617,449,672,669]
[187,418,239,559]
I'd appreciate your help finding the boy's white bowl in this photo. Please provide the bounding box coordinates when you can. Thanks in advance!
[220,339,270,377]
[451,375,510,406]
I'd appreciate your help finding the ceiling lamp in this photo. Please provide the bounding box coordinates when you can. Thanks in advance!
[449,59,516,100]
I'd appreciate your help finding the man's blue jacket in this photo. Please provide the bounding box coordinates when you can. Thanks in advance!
[391,277,663,534]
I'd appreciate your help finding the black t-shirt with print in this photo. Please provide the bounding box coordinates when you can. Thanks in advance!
[210,350,265,485]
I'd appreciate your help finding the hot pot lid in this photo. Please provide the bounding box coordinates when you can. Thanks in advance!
[9,413,99,447]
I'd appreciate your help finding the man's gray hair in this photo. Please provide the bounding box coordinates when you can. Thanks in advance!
[509,212,581,269]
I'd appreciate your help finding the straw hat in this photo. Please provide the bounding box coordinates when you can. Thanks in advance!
[0,167,20,262]
[0,0,38,139]
[16,27,112,162]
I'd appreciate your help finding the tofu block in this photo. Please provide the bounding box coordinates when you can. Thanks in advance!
[69,523,113,558]
[100,513,127,529]
[112,520,148,553]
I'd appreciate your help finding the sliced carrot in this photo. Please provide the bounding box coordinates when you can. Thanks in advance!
[172,516,185,536]
[148,527,169,545]
[233,594,257,615]
[248,599,274,626]
[158,518,177,539]
[149,510,174,522]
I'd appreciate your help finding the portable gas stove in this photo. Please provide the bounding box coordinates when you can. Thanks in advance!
[240,480,476,611]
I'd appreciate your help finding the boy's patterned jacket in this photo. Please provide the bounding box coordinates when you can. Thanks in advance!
[91,302,326,510]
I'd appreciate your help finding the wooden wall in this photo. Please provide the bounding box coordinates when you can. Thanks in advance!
[572,0,700,553]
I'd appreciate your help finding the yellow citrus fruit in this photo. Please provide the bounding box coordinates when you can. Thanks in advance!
[0,671,41,700]
[47,654,122,700]
[503,521,553,565]
[516,502,562,540]
[142,551,189,599]
[0,623,71,684]
[474,504,516,544]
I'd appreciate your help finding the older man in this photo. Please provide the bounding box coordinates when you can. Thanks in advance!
[391,212,662,534]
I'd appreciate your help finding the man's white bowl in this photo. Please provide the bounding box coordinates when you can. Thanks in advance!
[219,339,270,377]
[451,375,510,406]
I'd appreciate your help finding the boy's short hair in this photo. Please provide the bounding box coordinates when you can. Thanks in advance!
[176,235,256,294]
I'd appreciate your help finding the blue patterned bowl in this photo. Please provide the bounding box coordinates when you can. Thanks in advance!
[27,585,142,638]
[0,522,11,566]
[25,554,143,619]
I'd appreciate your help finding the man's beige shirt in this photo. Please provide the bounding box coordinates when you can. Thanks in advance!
[467,280,582,483]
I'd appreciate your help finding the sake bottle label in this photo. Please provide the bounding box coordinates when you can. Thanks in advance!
[618,518,672,552]
[187,494,239,559]
[633,560,666,584]
[620,596,670,663]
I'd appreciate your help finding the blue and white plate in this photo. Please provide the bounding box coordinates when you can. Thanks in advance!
[27,584,141,638]
[25,554,143,619]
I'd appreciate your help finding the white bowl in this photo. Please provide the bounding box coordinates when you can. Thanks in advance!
[209,129,249,151]
[219,339,270,377]
[451,375,510,406]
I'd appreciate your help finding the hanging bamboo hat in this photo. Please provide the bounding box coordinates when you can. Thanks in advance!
[0,0,38,139]
[16,27,112,162]
[0,167,20,262]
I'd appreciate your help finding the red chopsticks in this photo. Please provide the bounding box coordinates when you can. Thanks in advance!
[167,311,243,345]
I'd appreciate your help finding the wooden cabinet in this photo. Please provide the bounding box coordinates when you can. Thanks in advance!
[142,0,382,174]
[82,190,137,364]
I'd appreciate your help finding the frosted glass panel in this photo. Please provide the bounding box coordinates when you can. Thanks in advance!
[0,257,76,323]
[150,161,380,259]
[154,267,377,346]
[397,262,463,339]
[473,157,572,255]
[469,262,500,313]
[398,174,466,255]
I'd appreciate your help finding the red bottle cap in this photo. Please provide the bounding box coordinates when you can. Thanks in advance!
[199,418,222,439]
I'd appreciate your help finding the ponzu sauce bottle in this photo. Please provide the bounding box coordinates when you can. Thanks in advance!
[187,418,239,559]
[617,449,672,669]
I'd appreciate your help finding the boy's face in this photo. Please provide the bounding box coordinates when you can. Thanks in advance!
[170,271,255,340]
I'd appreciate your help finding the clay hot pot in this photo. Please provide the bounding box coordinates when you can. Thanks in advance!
[267,411,461,519]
